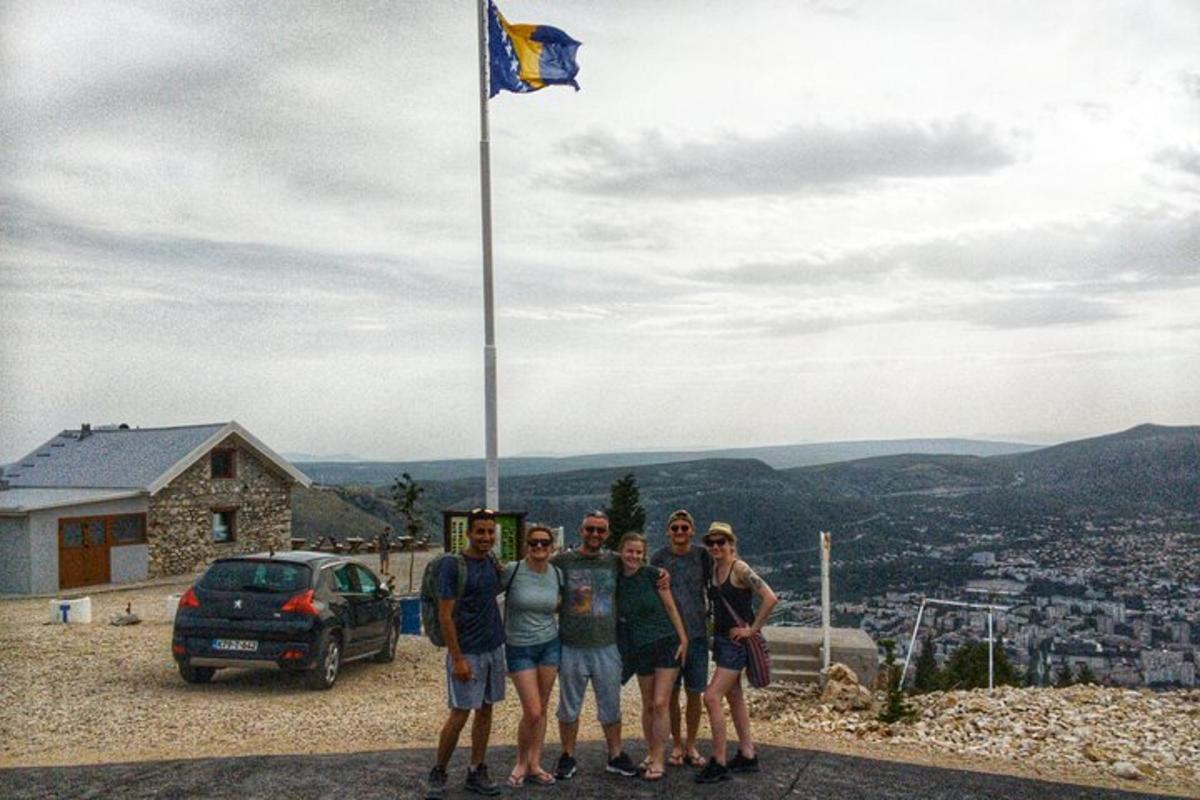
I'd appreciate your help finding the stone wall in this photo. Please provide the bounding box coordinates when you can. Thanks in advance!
[147,436,292,577]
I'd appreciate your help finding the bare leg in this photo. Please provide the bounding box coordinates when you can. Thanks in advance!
[702,668,741,766]
[637,674,655,765]
[510,669,541,781]
[648,668,678,772]
[435,708,471,768]
[668,687,684,761]
[558,719,579,757]
[601,720,622,759]
[726,676,754,758]
[528,665,558,777]
[469,702,493,767]
[685,689,704,759]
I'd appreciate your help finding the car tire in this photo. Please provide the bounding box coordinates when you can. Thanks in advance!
[179,664,216,684]
[373,620,399,663]
[307,632,341,690]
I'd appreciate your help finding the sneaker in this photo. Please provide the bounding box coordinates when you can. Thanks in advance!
[554,752,578,781]
[728,751,759,773]
[425,766,448,800]
[465,763,502,796]
[694,759,731,784]
[606,751,639,777]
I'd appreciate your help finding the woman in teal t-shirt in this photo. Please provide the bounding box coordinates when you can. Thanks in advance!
[500,524,563,787]
[616,531,689,782]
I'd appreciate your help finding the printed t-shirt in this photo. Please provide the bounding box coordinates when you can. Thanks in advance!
[437,554,504,654]
[501,560,561,646]
[552,549,619,648]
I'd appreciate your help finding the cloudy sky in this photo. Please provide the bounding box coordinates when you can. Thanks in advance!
[2,0,1198,463]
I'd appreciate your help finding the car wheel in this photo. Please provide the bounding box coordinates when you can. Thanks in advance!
[307,632,341,690]
[374,620,399,663]
[179,664,216,684]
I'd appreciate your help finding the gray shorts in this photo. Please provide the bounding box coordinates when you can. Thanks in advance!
[445,644,506,710]
[556,643,621,725]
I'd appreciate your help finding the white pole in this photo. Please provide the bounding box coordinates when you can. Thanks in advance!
[901,599,926,688]
[987,610,995,691]
[820,531,831,671]
[476,0,500,509]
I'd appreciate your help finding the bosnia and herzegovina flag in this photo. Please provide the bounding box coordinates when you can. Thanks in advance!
[488,1,581,97]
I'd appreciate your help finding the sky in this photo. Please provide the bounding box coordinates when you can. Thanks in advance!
[2,0,1199,463]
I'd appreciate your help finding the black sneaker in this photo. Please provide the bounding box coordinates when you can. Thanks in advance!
[606,751,639,777]
[728,751,759,773]
[465,763,501,796]
[555,752,578,781]
[425,766,448,800]
[695,760,731,784]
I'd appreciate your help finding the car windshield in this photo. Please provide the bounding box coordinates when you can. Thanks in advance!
[200,561,311,593]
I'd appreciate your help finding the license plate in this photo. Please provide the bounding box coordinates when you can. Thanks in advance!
[213,639,258,652]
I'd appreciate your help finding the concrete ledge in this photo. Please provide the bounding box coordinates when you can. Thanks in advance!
[764,626,878,687]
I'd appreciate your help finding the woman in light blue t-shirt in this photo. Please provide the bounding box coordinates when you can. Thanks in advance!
[500,524,563,787]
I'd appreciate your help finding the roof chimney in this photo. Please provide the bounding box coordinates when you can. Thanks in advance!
[79,423,92,440]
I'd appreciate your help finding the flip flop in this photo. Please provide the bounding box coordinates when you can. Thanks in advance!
[527,770,556,786]
[642,767,665,782]
[683,753,707,768]
[667,751,685,767]
[507,772,526,788]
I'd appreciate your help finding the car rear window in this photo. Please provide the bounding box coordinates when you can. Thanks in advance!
[199,560,311,593]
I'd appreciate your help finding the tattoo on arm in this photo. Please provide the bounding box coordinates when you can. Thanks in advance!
[738,562,766,592]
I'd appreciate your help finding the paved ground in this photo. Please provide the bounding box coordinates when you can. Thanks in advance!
[0,742,1168,800]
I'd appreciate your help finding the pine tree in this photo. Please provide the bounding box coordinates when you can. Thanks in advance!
[913,635,940,693]
[1075,663,1098,685]
[1055,664,1075,688]
[877,639,915,723]
[605,473,646,550]
[938,638,1020,690]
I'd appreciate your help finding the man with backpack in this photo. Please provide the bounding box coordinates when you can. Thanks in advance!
[424,508,505,798]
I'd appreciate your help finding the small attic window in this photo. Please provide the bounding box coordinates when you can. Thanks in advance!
[210,448,236,480]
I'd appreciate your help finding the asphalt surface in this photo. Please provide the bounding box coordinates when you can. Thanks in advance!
[1,741,1169,800]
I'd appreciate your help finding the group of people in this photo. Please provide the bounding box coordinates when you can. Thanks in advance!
[426,507,778,797]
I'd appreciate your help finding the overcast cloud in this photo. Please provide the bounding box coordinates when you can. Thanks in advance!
[2,0,1198,463]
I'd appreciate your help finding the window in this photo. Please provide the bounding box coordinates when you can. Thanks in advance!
[111,515,146,545]
[62,521,84,548]
[210,448,236,479]
[212,509,237,543]
[331,565,355,594]
[200,561,310,593]
[354,565,379,594]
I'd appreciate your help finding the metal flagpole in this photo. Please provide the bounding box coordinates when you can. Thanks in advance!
[476,0,500,509]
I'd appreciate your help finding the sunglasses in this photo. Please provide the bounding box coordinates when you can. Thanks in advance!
[584,525,608,534]
[705,538,729,547]
[527,539,553,549]
[670,524,692,533]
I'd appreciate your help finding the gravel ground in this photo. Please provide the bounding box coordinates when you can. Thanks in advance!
[1,566,1196,798]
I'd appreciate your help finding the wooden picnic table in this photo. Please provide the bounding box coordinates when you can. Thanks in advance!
[290,538,307,550]
[346,537,365,554]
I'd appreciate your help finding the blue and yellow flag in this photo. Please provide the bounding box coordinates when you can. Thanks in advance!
[488,1,581,97]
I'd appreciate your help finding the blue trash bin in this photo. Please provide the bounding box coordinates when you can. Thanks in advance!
[399,596,421,635]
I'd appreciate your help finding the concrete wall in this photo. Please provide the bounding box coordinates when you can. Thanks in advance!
[110,544,149,584]
[0,517,31,595]
[28,496,150,596]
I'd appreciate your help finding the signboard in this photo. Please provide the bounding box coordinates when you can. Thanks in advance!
[442,510,527,563]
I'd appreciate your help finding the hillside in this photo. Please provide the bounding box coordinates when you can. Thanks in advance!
[295,437,1037,486]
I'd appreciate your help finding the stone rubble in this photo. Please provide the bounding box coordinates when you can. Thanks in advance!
[749,681,1200,794]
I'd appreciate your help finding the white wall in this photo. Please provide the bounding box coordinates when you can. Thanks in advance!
[29,496,150,595]
[0,517,31,595]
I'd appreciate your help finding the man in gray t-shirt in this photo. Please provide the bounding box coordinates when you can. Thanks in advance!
[650,509,712,766]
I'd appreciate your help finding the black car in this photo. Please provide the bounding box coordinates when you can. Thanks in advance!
[172,551,400,690]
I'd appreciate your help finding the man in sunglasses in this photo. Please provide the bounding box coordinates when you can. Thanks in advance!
[650,509,712,768]
[550,510,641,779]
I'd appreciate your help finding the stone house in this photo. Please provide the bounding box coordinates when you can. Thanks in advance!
[0,422,311,595]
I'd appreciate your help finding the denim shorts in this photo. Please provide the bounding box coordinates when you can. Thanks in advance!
[506,636,561,673]
[674,636,711,693]
[712,634,747,672]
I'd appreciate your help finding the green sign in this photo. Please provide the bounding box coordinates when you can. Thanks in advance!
[442,510,525,563]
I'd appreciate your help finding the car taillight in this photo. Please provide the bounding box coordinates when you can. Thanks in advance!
[281,589,319,616]
[179,587,200,609]
[281,649,305,660]
[172,643,186,655]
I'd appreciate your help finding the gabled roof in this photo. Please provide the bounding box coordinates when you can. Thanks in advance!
[2,421,312,493]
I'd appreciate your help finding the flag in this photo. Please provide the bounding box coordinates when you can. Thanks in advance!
[488,1,581,97]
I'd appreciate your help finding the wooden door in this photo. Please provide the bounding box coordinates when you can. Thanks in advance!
[58,518,111,590]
